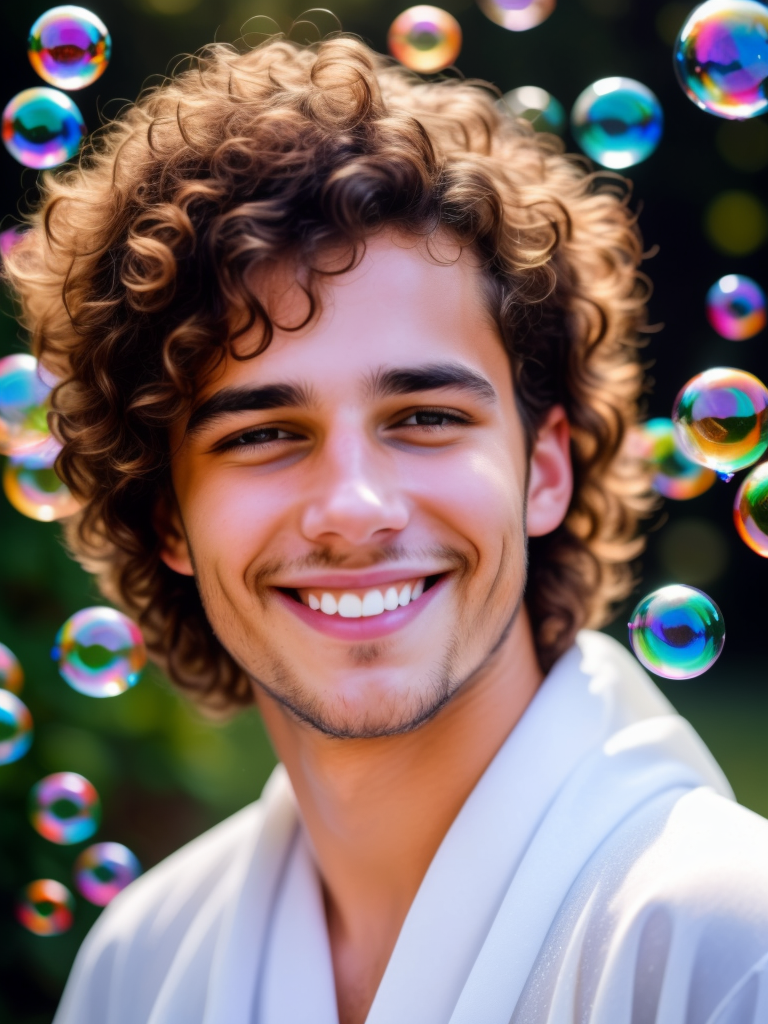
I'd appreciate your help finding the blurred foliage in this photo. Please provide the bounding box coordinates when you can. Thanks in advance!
[1,0,768,1019]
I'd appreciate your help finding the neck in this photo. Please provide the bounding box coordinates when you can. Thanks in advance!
[256,606,543,1024]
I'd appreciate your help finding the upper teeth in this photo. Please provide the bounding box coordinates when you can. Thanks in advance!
[302,578,426,618]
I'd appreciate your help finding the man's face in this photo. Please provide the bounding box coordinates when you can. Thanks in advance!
[163,234,565,737]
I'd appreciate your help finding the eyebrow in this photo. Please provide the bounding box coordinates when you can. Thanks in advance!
[185,382,314,437]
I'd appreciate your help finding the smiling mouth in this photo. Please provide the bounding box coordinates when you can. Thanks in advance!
[278,574,444,619]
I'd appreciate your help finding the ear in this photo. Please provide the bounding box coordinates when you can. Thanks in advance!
[154,493,195,577]
[526,405,573,538]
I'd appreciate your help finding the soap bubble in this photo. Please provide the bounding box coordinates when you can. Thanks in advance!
[388,6,462,73]
[571,77,663,169]
[500,86,566,133]
[4,446,80,522]
[706,275,766,339]
[674,0,768,119]
[0,642,24,695]
[29,772,101,845]
[74,842,141,905]
[2,87,86,169]
[0,690,33,765]
[53,606,146,698]
[628,584,725,679]
[673,367,768,474]
[0,354,52,457]
[28,6,111,91]
[476,0,555,30]
[636,417,716,499]
[16,879,75,935]
[734,461,768,555]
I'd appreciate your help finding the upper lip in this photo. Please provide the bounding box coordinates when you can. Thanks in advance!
[273,568,447,590]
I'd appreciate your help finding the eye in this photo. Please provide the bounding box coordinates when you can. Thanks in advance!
[397,409,468,429]
[214,426,298,452]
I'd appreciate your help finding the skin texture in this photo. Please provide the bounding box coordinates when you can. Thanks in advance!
[159,233,573,1024]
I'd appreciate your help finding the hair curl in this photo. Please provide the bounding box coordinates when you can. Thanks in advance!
[4,34,652,711]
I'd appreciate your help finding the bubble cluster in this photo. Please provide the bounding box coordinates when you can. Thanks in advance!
[673,367,768,475]
[636,417,716,499]
[675,0,768,119]
[706,274,766,340]
[500,85,565,133]
[0,354,52,457]
[734,461,768,556]
[476,0,555,31]
[0,690,33,765]
[4,447,80,522]
[28,6,111,91]
[53,606,147,698]
[388,6,462,73]
[2,87,86,169]
[571,77,663,169]
[29,772,101,845]
[16,879,75,936]
[0,642,24,695]
[628,584,725,679]
[74,842,141,905]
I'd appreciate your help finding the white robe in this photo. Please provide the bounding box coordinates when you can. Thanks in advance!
[53,631,768,1024]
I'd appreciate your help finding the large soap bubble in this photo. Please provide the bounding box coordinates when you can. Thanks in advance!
[388,6,462,72]
[74,842,141,905]
[0,354,53,458]
[675,0,768,119]
[53,606,146,697]
[28,6,111,91]
[476,0,555,30]
[29,772,101,845]
[0,690,33,765]
[0,642,24,695]
[4,446,80,522]
[500,85,565,133]
[672,367,768,475]
[16,879,75,935]
[571,77,663,169]
[734,461,768,555]
[2,87,86,169]
[628,584,725,679]
[706,274,766,340]
[635,418,716,499]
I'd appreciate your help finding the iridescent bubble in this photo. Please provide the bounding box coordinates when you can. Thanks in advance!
[476,0,555,30]
[2,87,86,169]
[637,417,717,499]
[388,6,462,73]
[628,584,725,679]
[672,367,768,473]
[674,0,768,119]
[500,86,566,133]
[29,771,100,845]
[0,642,24,695]
[16,879,75,935]
[571,77,663,169]
[53,606,146,698]
[706,275,766,340]
[0,354,52,457]
[0,690,33,765]
[74,842,141,905]
[4,445,80,522]
[734,461,768,555]
[28,6,111,91]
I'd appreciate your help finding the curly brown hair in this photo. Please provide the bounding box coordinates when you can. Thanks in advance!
[4,34,652,711]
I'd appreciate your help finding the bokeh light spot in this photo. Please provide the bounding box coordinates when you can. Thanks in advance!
[657,517,730,586]
[74,842,141,905]
[716,117,768,172]
[16,879,75,935]
[704,190,768,255]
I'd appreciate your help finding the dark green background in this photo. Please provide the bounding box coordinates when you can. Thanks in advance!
[1,0,767,1020]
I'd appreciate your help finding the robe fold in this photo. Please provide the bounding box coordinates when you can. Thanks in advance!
[53,631,768,1024]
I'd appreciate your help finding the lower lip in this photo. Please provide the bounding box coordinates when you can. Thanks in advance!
[274,576,448,641]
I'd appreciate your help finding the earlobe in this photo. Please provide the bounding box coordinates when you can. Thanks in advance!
[526,405,573,538]
[154,494,195,577]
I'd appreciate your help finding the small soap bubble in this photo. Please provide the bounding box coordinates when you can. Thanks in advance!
[2,87,86,169]
[4,445,80,522]
[0,354,52,458]
[637,418,716,499]
[28,6,111,91]
[500,86,565,133]
[53,606,146,698]
[672,367,768,474]
[16,879,75,935]
[0,642,24,695]
[675,0,768,119]
[476,0,555,30]
[29,772,100,845]
[706,275,766,340]
[74,842,141,905]
[388,6,462,73]
[734,461,768,555]
[571,77,663,169]
[0,690,33,765]
[628,584,725,679]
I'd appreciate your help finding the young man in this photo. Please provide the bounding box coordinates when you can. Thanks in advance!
[8,34,768,1024]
